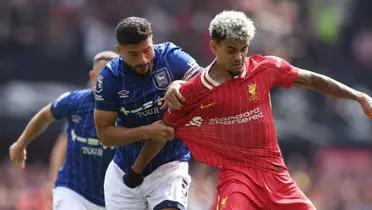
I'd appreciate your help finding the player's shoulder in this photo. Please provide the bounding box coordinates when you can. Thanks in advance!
[53,89,92,110]
[247,54,287,71]
[66,89,93,102]
[180,70,204,95]
[155,42,189,61]
[101,56,122,77]
[70,89,93,97]
[155,42,180,55]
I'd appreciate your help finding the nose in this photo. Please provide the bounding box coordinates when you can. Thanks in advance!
[233,52,243,62]
[139,53,147,64]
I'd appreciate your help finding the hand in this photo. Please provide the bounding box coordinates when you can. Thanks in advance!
[122,168,144,188]
[9,142,27,168]
[146,120,175,143]
[357,93,372,119]
[160,80,186,110]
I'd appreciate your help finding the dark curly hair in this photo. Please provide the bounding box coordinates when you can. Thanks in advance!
[115,17,152,45]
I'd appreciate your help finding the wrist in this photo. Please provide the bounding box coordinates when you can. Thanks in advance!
[131,166,143,174]
[16,140,27,149]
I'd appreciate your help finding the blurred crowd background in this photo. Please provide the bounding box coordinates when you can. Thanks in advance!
[0,0,372,209]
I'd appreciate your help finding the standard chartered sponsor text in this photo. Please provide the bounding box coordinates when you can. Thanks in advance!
[209,107,263,125]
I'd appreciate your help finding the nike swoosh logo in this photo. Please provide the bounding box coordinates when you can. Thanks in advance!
[200,102,215,109]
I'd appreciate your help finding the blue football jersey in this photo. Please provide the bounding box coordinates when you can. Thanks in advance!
[95,42,201,176]
[51,89,115,206]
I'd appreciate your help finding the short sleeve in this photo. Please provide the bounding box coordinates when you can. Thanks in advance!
[51,92,73,120]
[94,66,118,111]
[264,56,299,88]
[165,47,202,81]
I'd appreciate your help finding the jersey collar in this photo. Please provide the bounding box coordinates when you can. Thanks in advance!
[201,60,247,90]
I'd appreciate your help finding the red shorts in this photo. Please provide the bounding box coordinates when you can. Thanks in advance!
[214,167,315,210]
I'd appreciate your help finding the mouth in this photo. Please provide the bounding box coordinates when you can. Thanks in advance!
[136,64,151,73]
[232,63,243,70]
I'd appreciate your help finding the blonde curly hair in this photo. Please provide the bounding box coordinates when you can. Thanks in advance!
[209,10,256,43]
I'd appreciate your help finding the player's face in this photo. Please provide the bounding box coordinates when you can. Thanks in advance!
[116,36,155,75]
[211,39,248,76]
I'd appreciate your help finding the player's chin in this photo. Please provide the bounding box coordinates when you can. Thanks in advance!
[135,67,150,75]
[232,64,243,71]
[229,67,243,76]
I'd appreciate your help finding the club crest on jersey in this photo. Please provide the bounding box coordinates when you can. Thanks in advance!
[248,83,258,101]
[185,116,204,127]
[153,68,171,90]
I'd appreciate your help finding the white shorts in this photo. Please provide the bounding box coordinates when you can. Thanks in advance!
[104,160,191,210]
[53,186,105,210]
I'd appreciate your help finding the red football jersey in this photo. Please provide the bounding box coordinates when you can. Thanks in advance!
[164,55,299,173]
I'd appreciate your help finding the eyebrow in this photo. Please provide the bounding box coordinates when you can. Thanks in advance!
[128,46,151,54]
[228,44,248,49]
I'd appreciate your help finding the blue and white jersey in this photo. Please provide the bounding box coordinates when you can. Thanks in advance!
[95,42,201,176]
[51,89,115,207]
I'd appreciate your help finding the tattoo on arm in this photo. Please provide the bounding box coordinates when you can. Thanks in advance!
[294,69,361,100]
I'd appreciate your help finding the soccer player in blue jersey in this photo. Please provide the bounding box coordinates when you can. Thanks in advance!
[9,51,118,210]
[94,17,201,210]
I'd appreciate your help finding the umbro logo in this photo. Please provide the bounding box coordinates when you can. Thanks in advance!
[71,115,81,123]
[118,90,129,98]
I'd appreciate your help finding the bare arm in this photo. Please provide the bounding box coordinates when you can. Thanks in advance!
[9,104,56,168]
[294,69,372,118]
[94,109,175,146]
[131,140,166,173]
[49,133,67,183]
[95,109,174,177]
[94,109,150,146]
[294,69,361,99]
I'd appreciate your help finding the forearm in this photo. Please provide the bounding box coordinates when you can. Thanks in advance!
[97,125,150,147]
[131,140,166,173]
[294,69,362,101]
[49,134,67,182]
[17,105,55,147]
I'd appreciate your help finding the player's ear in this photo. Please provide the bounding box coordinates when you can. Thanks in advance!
[88,70,95,81]
[115,44,121,53]
[210,40,217,54]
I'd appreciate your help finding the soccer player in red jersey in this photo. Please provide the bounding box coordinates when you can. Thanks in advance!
[163,10,372,210]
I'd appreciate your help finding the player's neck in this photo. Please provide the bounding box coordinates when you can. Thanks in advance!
[209,62,233,84]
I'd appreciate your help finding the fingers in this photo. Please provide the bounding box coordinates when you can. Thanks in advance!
[165,90,183,110]
[22,150,27,168]
[367,110,372,119]
[9,144,27,168]
[164,127,175,139]
[163,81,186,110]
[160,102,168,110]
[159,127,175,141]
[358,93,372,119]
[159,128,175,142]
[148,121,175,142]
[174,88,185,102]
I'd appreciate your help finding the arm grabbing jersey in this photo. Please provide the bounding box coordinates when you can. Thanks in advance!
[164,55,299,173]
